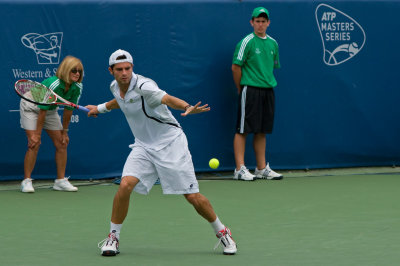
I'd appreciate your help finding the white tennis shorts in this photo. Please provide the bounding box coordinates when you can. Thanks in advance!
[19,100,62,131]
[122,133,199,195]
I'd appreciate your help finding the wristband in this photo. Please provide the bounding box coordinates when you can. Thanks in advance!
[97,102,111,113]
[184,104,192,111]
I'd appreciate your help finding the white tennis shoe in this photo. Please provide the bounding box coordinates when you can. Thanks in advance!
[254,163,283,180]
[21,178,35,193]
[53,177,78,191]
[214,227,237,255]
[98,231,120,256]
[233,165,255,181]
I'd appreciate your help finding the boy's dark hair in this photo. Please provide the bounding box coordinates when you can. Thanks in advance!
[252,13,269,21]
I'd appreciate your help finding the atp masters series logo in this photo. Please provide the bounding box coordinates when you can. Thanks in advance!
[315,4,366,66]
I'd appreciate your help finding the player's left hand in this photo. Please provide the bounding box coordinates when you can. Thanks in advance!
[181,101,210,116]
[85,105,99,117]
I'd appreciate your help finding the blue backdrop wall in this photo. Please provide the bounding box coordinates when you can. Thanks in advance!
[1,0,399,180]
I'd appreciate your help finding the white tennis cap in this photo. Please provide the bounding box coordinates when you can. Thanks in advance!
[109,49,133,66]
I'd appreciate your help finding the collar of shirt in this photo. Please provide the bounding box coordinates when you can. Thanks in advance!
[126,71,138,92]
[57,79,79,92]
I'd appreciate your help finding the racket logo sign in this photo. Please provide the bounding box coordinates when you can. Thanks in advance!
[315,4,366,66]
[21,32,63,65]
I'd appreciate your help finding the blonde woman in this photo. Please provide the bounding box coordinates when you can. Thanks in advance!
[20,56,84,192]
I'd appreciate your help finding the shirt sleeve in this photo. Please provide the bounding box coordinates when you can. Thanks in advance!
[64,83,83,110]
[41,77,52,88]
[274,43,280,69]
[138,80,167,109]
[232,36,252,66]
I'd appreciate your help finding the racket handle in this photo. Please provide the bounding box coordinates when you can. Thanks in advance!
[77,105,90,112]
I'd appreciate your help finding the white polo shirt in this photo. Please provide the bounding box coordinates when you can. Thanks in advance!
[110,73,183,151]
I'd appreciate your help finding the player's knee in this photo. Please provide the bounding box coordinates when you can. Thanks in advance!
[119,177,136,193]
[184,193,195,204]
[184,193,204,206]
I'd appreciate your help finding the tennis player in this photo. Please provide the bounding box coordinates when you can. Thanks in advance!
[20,56,83,193]
[87,49,237,256]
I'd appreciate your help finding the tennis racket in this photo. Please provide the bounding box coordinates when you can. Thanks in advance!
[15,79,89,112]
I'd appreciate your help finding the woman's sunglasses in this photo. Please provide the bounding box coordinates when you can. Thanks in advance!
[71,68,83,74]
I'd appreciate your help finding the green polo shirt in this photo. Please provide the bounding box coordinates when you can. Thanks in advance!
[39,76,83,111]
[233,33,280,88]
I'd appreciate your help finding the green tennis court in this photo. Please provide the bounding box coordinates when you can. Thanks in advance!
[1,168,399,266]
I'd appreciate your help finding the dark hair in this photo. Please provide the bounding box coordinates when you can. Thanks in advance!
[110,55,128,70]
[116,55,127,60]
[252,13,269,21]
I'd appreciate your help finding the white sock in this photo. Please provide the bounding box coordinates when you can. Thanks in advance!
[110,222,122,239]
[210,217,225,234]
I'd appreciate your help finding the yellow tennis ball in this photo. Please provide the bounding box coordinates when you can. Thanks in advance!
[209,158,219,169]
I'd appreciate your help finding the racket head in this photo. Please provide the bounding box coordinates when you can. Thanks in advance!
[14,79,57,105]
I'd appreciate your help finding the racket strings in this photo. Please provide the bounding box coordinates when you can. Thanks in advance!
[17,81,56,104]
[43,89,55,104]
